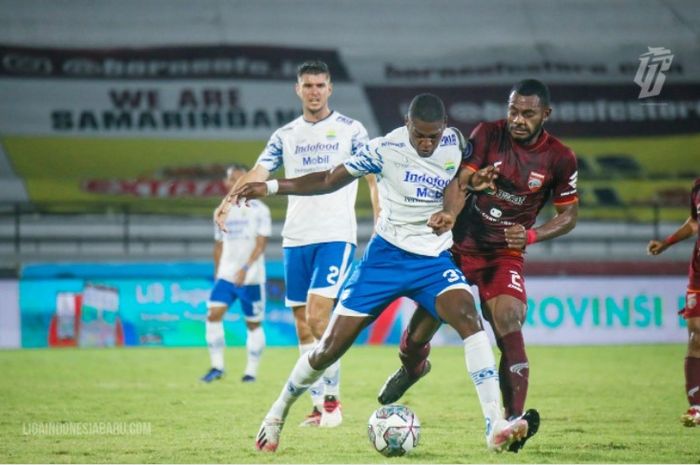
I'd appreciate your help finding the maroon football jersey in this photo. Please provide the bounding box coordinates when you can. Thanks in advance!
[688,178,700,289]
[452,119,578,254]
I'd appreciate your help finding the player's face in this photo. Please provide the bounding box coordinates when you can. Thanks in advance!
[406,117,446,157]
[295,73,332,117]
[506,92,551,144]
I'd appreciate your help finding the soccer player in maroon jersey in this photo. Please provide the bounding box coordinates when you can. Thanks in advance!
[647,178,700,427]
[378,79,578,452]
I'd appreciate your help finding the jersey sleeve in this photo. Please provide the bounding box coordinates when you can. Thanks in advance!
[256,203,272,237]
[552,148,579,206]
[343,139,383,177]
[351,122,370,156]
[462,122,490,172]
[255,129,284,172]
[691,180,700,221]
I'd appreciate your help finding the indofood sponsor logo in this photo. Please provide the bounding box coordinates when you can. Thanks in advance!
[294,142,339,155]
[402,170,450,189]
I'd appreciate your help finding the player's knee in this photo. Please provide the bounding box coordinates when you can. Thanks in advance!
[207,307,226,322]
[306,307,331,338]
[688,324,700,353]
[492,304,524,334]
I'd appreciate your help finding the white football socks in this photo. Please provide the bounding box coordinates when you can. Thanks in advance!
[322,359,341,398]
[268,353,323,420]
[205,320,225,370]
[463,331,502,425]
[300,342,325,409]
[244,326,265,378]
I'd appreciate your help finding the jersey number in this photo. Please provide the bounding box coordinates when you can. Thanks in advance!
[442,269,465,283]
[326,266,340,285]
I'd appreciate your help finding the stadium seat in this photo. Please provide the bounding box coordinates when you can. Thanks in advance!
[595,154,643,178]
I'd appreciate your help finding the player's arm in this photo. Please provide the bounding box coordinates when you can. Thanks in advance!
[233,235,268,286]
[647,216,698,256]
[428,165,499,235]
[505,201,578,249]
[233,164,357,201]
[215,164,270,231]
[213,240,223,278]
[365,174,380,224]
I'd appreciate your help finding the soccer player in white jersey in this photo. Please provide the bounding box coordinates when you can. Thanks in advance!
[215,60,378,427]
[201,164,271,383]
[232,94,536,453]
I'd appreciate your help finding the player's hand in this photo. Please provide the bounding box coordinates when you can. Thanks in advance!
[647,240,668,256]
[505,224,527,249]
[232,182,268,204]
[470,165,499,191]
[233,269,246,286]
[427,211,455,235]
[214,197,232,232]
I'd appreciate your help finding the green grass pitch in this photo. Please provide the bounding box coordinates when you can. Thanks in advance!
[1,344,699,463]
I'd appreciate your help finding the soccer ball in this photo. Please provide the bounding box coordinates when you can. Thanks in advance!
[367,404,420,457]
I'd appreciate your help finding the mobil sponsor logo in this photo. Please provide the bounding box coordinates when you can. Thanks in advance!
[294,141,339,166]
[403,170,450,200]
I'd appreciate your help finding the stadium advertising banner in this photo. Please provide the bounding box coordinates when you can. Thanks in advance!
[16,263,688,348]
[0,45,378,212]
[0,280,20,348]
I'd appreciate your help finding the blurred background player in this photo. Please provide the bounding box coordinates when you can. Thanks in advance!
[647,177,700,427]
[215,60,378,426]
[379,79,578,452]
[201,164,271,383]
[233,93,533,453]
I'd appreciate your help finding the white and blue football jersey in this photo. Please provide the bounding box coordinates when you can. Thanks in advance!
[343,126,463,257]
[214,199,271,285]
[256,111,369,247]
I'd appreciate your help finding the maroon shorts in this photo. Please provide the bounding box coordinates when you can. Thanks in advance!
[454,252,526,304]
[681,290,700,319]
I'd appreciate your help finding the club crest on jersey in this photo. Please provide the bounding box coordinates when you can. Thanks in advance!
[528,171,545,191]
[688,294,697,310]
[326,129,337,139]
[444,161,456,173]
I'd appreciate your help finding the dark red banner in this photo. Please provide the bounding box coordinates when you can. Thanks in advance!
[364,83,700,137]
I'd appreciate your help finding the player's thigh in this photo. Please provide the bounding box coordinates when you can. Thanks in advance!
[237,284,265,324]
[434,288,482,339]
[458,253,527,307]
[308,241,356,298]
[334,238,405,317]
[208,279,237,320]
[407,306,442,344]
[409,251,472,321]
[311,313,373,369]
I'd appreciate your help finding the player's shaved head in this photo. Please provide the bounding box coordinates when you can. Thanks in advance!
[510,79,550,108]
[297,60,331,80]
[408,93,446,123]
[226,163,248,177]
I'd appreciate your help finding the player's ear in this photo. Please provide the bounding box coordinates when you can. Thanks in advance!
[294,82,302,99]
[543,107,552,121]
[327,81,333,96]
